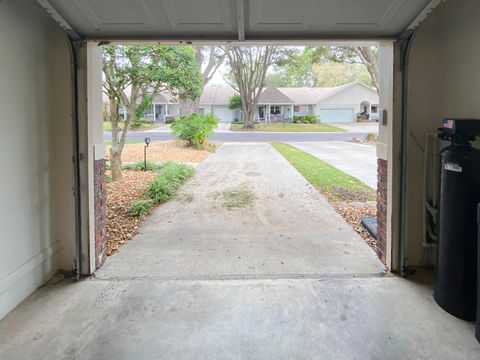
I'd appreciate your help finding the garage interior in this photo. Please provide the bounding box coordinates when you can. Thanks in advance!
[1,0,479,358]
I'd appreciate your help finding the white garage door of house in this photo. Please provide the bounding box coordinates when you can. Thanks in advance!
[213,107,233,123]
[319,109,354,123]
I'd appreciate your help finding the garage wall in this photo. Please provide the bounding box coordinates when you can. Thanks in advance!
[404,0,480,266]
[0,0,74,319]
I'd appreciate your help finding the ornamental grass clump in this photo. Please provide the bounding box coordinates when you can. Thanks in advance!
[146,162,195,204]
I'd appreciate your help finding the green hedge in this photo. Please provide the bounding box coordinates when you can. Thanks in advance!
[292,114,319,124]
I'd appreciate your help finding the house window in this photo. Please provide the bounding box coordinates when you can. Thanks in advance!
[198,108,205,114]
[270,106,281,115]
[293,105,307,113]
[371,105,378,113]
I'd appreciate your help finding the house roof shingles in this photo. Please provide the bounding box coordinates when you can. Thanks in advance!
[258,87,294,104]
[149,82,376,106]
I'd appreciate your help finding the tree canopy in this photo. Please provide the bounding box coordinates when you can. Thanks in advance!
[103,45,202,180]
[264,46,379,92]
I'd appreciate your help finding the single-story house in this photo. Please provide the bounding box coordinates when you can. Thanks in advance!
[142,81,379,123]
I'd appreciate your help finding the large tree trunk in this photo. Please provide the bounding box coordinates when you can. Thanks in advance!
[108,95,124,181]
[242,103,255,128]
[110,146,122,181]
[109,90,135,181]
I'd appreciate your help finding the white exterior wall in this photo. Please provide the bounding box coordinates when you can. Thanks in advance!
[213,105,234,122]
[316,83,379,116]
[0,0,74,319]
[404,0,480,266]
[167,104,180,117]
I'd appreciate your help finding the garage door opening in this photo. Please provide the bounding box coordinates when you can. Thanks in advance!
[95,43,388,281]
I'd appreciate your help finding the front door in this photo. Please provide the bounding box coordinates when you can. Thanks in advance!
[259,106,265,120]
[155,104,163,122]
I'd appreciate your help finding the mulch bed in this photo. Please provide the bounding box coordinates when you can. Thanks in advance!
[106,140,220,163]
[105,170,156,256]
[104,141,218,256]
[333,203,378,251]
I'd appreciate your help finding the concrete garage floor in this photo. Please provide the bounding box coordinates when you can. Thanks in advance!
[0,143,478,359]
[0,275,478,359]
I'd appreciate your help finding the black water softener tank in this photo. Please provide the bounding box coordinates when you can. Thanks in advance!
[477,203,480,342]
[434,119,480,321]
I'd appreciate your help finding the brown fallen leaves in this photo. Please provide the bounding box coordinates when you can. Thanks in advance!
[333,203,378,251]
[106,140,219,163]
[105,170,156,256]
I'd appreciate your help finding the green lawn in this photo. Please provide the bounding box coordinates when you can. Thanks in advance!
[230,122,344,132]
[271,142,375,202]
[103,122,162,132]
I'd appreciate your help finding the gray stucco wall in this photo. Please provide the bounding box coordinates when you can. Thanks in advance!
[0,0,74,319]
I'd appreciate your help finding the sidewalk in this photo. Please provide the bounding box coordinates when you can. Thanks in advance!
[332,122,379,133]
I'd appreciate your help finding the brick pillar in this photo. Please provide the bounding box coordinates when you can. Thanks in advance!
[376,158,388,264]
[94,159,107,269]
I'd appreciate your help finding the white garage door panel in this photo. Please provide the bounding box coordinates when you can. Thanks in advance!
[44,0,433,39]
[320,109,354,123]
[213,107,233,123]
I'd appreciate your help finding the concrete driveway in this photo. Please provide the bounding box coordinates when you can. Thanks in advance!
[290,141,377,189]
[97,142,384,279]
[1,143,478,359]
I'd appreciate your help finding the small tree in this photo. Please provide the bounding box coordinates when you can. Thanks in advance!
[103,45,202,181]
[224,46,280,128]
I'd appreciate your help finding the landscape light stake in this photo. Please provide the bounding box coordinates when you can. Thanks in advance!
[144,137,151,171]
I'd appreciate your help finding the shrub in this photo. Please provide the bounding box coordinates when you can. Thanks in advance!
[129,199,154,217]
[122,161,162,171]
[364,132,378,142]
[146,162,195,203]
[132,116,143,128]
[171,112,218,149]
[164,115,176,124]
[292,115,318,124]
[292,115,303,123]
[304,114,318,124]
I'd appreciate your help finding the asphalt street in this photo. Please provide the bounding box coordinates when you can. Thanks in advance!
[104,131,368,143]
